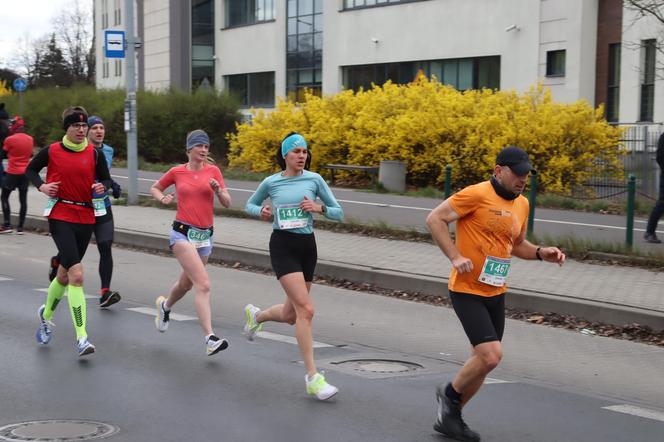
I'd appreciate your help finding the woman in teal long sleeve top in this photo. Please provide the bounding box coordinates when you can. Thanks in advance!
[243,133,343,401]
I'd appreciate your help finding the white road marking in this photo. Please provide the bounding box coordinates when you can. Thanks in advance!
[255,330,334,348]
[125,306,197,321]
[602,405,664,423]
[0,277,13,282]
[483,378,515,384]
[34,288,96,299]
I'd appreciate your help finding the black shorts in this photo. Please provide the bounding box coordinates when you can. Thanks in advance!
[94,206,114,243]
[2,173,28,192]
[269,230,317,281]
[449,290,505,347]
[49,219,94,270]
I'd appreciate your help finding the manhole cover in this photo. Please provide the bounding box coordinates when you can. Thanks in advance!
[0,420,119,441]
[333,359,423,373]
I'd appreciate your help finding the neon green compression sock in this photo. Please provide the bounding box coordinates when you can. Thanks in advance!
[43,278,66,320]
[67,285,87,339]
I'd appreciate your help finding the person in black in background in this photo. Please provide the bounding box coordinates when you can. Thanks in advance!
[644,132,664,243]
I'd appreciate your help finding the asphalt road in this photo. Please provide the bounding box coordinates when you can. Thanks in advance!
[0,233,663,441]
[112,168,663,252]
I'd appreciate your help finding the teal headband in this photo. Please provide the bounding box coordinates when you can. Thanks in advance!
[281,133,307,158]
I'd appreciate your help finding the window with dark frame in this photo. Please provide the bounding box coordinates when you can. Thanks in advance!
[225,72,275,107]
[192,0,215,89]
[225,0,276,28]
[546,50,566,77]
[286,0,323,102]
[639,39,656,122]
[342,56,500,92]
[606,43,620,123]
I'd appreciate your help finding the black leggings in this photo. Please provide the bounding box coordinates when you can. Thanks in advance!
[449,290,505,347]
[94,208,114,289]
[1,173,28,228]
[49,219,93,270]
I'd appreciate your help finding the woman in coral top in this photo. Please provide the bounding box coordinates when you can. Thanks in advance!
[150,129,232,356]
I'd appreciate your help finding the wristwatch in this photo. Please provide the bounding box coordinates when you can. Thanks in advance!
[321,204,327,214]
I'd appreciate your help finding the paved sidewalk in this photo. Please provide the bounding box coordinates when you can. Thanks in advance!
[9,189,664,330]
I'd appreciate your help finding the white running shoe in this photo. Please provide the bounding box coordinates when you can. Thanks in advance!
[206,335,229,356]
[306,373,339,400]
[76,337,95,357]
[155,296,170,332]
[243,304,262,341]
[36,304,54,345]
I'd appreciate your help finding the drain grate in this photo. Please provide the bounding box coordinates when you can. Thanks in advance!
[332,358,423,374]
[0,420,119,441]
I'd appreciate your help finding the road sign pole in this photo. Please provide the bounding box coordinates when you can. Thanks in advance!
[125,0,138,205]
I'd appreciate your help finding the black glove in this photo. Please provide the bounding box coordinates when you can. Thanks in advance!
[111,180,122,199]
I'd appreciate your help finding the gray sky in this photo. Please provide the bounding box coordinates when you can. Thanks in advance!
[0,0,85,71]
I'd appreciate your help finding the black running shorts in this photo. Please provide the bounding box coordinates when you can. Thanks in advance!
[49,219,94,270]
[269,230,317,281]
[449,290,505,347]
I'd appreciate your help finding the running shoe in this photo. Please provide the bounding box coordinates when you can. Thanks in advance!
[76,337,96,357]
[99,290,121,308]
[35,304,54,345]
[305,373,338,400]
[0,225,13,234]
[48,256,60,282]
[434,383,480,442]
[15,227,23,235]
[155,296,170,332]
[206,335,229,356]
[243,304,262,341]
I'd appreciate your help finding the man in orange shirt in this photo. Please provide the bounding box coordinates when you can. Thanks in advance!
[426,146,565,441]
[1,116,33,234]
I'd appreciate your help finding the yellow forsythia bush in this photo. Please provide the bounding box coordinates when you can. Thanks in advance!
[0,80,12,97]
[227,76,624,193]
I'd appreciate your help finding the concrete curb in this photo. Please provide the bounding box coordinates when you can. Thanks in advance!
[20,215,664,331]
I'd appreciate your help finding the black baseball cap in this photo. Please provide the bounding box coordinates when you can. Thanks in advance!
[496,146,535,176]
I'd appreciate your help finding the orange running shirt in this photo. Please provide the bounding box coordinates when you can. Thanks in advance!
[447,180,529,297]
[158,163,224,228]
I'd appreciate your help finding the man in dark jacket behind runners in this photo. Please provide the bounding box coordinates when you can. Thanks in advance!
[644,132,664,243]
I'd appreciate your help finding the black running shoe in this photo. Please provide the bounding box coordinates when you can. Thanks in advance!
[99,290,121,308]
[48,256,60,282]
[434,384,481,442]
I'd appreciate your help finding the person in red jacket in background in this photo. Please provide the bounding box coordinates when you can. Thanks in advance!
[1,116,34,234]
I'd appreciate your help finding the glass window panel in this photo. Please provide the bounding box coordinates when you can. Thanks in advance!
[314,14,323,32]
[298,15,313,33]
[476,56,500,90]
[256,0,265,21]
[314,0,323,13]
[249,72,275,106]
[546,50,566,76]
[299,69,314,84]
[430,61,443,82]
[314,68,322,82]
[265,0,274,19]
[298,33,313,52]
[287,52,298,67]
[288,0,296,17]
[314,32,323,50]
[287,36,298,52]
[287,70,297,88]
[227,74,249,106]
[192,45,214,59]
[366,0,376,5]
[313,50,322,67]
[442,60,458,87]
[288,17,297,35]
[298,0,313,15]
[458,59,473,90]
[297,51,314,67]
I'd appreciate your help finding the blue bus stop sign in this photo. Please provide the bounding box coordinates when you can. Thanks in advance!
[13,78,27,93]
[105,30,126,58]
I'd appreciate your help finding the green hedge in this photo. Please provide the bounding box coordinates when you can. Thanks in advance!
[2,85,241,164]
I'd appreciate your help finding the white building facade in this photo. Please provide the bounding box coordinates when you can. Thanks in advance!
[95,0,663,124]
